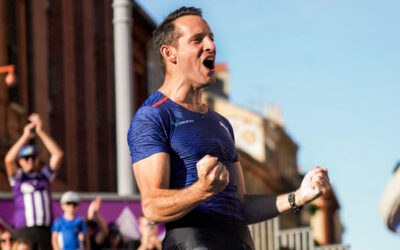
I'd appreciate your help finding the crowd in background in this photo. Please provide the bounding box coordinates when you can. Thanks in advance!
[1,194,162,250]
[1,113,161,250]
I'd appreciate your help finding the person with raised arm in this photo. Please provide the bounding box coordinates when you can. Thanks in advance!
[128,7,331,250]
[5,113,64,250]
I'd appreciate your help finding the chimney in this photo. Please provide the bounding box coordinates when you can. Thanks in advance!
[265,104,284,127]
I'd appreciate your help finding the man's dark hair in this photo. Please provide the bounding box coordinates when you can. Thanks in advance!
[153,7,203,73]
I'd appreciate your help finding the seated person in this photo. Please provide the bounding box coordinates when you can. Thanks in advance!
[380,162,400,233]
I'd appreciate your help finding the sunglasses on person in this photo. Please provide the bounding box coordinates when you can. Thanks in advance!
[66,202,79,207]
[0,237,14,243]
[22,155,37,161]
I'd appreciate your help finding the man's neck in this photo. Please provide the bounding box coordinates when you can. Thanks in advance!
[159,77,207,113]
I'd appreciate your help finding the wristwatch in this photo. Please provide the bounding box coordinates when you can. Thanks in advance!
[288,192,303,213]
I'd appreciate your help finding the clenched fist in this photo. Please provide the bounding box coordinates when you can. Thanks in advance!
[196,155,229,195]
[297,166,331,205]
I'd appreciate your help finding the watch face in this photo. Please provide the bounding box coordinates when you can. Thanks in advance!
[288,192,303,213]
[288,192,295,206]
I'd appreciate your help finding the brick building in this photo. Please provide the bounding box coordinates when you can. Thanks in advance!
[204,64,346,247]
[0,0,162,192]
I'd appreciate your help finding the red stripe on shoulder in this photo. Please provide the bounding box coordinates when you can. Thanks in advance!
[152,96,169,108]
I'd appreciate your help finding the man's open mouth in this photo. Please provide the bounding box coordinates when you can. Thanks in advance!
[203,56,215,70]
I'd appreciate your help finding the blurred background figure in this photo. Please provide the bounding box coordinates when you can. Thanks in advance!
[0,229,14,250]
[379,161,400,233]
[102,222,125,250]
[11,239,32,250]
[4,113,64,250]
[130,216,161,250]
[86,197,109,249]
[51,191,88,250]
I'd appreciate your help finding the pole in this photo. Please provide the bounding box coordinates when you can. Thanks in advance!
[112,0,135,195]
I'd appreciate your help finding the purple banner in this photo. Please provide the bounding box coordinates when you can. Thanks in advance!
[0,196,165,240]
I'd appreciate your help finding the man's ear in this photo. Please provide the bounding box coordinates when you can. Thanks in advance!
[160,45,177,64]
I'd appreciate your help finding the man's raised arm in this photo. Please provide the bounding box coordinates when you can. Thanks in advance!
[29,113,64,171]
[4,122,36,177]
[233,162,331,224]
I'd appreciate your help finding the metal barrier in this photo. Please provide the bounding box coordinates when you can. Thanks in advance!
[315,245,350,250]
[278,227,314,250]
[249,219,277,250]
[248,218,350,250]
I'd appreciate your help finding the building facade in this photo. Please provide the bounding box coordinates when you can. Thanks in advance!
[0,0,161,192]
[204,64,346,247]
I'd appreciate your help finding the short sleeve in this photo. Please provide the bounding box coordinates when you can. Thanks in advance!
[226,120,236,143]
[8,169,23,187]
[127,106,170,164]
[40,165,56,182]
[51,218,61,232]
[221,115,239,162]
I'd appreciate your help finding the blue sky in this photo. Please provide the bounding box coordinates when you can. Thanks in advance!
[135,0,400,249]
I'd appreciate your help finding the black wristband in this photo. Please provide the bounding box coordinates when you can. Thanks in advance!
[288,192,303,213]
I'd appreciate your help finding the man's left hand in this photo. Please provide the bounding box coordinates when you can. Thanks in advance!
[297,166,331,205]
[28,113,43,133]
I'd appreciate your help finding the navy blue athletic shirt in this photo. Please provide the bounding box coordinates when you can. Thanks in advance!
[127,91,246,221]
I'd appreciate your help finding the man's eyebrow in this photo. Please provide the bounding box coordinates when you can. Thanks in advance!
[190,33,204,39]
[189,32,214,40]
[209,32,214,40]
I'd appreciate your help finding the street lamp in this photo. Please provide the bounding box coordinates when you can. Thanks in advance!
[0,64,16,86]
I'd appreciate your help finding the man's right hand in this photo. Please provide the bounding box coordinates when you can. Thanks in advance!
[87,196,102,219]
[28,113,43,133]
[23,122,37,139]
[196,155,229,195]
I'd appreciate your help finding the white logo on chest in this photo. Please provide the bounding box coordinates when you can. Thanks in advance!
[21,183,35,193]
[172,119,194,127]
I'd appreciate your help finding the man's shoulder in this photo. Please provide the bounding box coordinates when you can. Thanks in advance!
[209,108,230,123]
[131,92,174,126]
[135,92,170,116]
[9,169,24,182]
[140,91,168,108]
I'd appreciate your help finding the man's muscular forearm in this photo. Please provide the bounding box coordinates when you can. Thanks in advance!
[137,155,229,224]
[141,181,213,223]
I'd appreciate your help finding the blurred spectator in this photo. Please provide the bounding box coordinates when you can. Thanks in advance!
[129,216,161,250]
[0,229,14,250]
[4,113,64,250]
[86,197,109,249]
[51,191,88,250]
[379,162,400,233]
[11,239,32,250]
[101,222,125,250]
